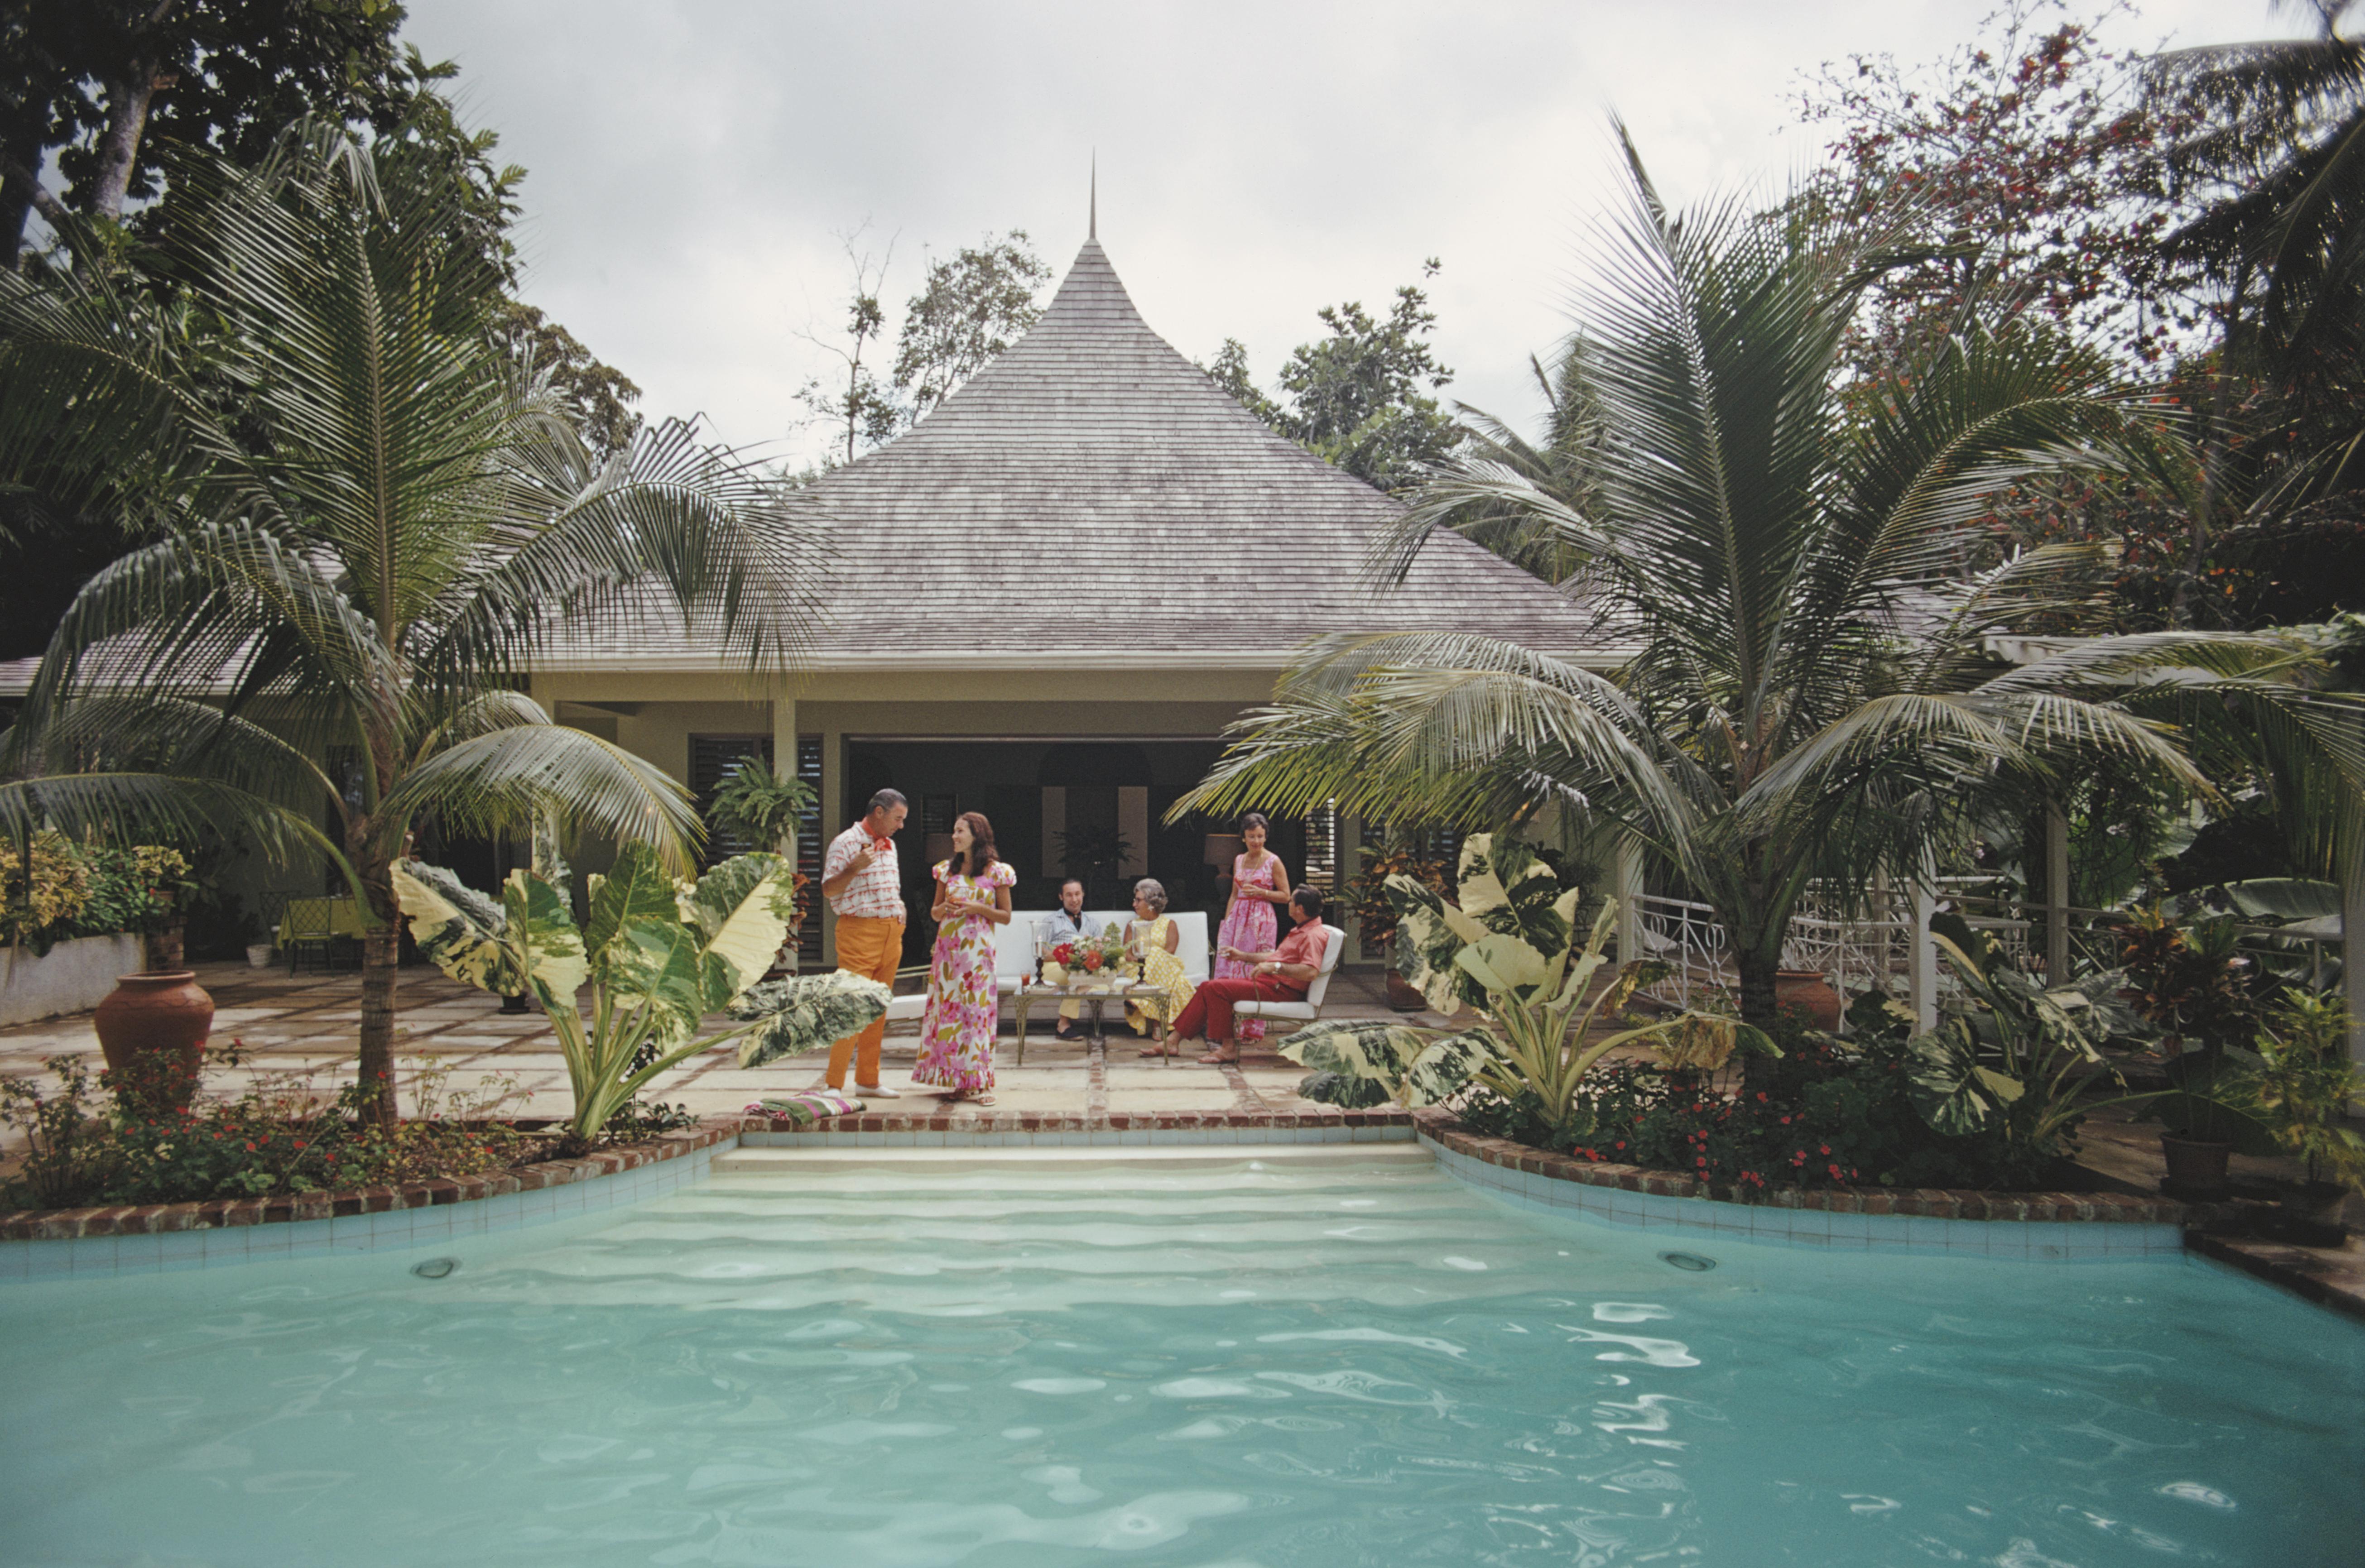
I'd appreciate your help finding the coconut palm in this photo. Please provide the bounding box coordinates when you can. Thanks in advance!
[1179,140,2365,1026]
[0,123,815,1124]
[2150,0,2365,388]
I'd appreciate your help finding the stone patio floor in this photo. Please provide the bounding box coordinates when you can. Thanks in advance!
[0,961,1459,1137]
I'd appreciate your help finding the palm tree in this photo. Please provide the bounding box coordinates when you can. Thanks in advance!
[0,124,815,1124]
[1179,139,2365,1026]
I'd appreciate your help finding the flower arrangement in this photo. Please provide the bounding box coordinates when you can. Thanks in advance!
[1044,930,1128,987]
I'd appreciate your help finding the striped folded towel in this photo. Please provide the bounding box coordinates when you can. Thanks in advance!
[746,1091,865,1127]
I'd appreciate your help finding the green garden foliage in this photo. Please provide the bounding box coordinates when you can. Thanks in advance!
[394,845,885,1147]
[1279,833,1765,1118]
[0,1046,534,1212]
[0,833,189,954]
[1904,913,2146,1162]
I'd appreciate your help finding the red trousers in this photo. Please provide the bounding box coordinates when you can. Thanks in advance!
[1172,975,1306,1042]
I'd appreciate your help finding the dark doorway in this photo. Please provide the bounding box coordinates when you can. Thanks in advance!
[841,738,1307,964]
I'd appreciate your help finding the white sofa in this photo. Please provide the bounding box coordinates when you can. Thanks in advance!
[1231,922,1348,1031]
[879,909,1212,1031]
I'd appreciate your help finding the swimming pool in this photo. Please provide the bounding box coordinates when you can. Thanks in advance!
[2,1147,2358,1565]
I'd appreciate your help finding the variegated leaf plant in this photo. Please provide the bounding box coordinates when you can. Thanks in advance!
[393,842,886,1145]
[1328,832,1774,1128]
[1279,1020,1503,1108]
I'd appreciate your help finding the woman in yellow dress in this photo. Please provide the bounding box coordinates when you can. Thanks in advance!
[1124,878,1197,1051]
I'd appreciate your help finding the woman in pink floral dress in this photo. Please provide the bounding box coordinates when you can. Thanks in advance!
[913,812,1014,1103]
[1208,812,1293,1057]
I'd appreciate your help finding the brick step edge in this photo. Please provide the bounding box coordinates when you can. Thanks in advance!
[0,1120,747,1242]
[744,1109,1415,1135]
[2,1108,1419,1241]
[1413,1110,2188,1225]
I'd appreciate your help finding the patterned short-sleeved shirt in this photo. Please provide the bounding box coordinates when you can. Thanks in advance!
[823,822,904,921]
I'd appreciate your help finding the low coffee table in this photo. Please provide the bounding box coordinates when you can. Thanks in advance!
[1011,978,1169,1065]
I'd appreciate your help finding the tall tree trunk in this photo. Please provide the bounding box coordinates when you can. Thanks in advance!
[88,65,159,223]
[354,841,401,1131]
[1,126,54,269]
[1731,940,1781,1028]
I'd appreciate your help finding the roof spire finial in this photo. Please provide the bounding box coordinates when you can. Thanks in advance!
[1089,150,1096,241]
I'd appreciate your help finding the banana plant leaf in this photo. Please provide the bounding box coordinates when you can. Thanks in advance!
[1454,834,1575,953]
[733,971,893,1068]
[582,841,681,975]
[682,852,798,1007]
[1905,1019,2027,1136]
[393,860,586,1009]
[1277,1018,1501,1107]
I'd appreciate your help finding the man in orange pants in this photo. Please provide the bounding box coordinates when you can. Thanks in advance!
[820,789,909,1095]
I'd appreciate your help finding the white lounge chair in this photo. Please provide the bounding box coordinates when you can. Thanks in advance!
[1231,922,1348,1034]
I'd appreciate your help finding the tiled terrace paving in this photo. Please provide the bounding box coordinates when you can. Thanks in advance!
[0,962,1458,1131]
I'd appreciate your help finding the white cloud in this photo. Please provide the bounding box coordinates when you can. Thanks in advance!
[403,0,2308,461]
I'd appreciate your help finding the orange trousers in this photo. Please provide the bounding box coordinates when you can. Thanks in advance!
[828,916,905,1088]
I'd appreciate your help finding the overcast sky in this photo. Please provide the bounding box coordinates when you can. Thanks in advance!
[401,0,2311,465]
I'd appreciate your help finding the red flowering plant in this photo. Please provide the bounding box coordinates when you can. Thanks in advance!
[1458,1001,2063,1194]
[1044,930,1125,985]
[0,1044,538,1211]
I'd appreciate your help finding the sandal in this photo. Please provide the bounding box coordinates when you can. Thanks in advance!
[1198,1050,1239,1065]
[1138,1042,1178,1058]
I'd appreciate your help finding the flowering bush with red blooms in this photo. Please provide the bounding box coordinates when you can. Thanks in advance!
[1458,1010,2067,1193]
[1,1044,544,1210]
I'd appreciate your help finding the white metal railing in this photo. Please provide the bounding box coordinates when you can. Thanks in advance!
[1626,883,2345,1026]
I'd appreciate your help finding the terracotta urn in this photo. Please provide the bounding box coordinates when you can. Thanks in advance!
[1383,969,1427,1013]
[1773,969,1842,1031]
[92,970,214,1110]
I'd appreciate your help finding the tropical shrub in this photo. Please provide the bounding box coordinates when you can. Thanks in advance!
[0,1046,532,1211]
[1280,833,1766,1118]
[1905,913,2147,1167]
[0,833,190,954]
[393,844,887,1148]
[1459,1002,2078,1191]
[1347,840,1450,957]
[2239,990,2365,1193]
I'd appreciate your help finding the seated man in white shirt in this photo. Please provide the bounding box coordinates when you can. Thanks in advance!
[1036,878,1101,1040]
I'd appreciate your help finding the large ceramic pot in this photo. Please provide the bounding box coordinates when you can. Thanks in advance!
[2159,1132,2232,1202]
[1383,969,1427,1013]
[92,970,213,1110]
[1773,969,1842,1032]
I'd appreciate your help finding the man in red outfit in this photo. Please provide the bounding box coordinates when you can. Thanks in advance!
[1160,887,1328,1065]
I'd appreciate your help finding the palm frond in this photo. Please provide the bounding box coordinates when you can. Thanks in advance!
[380,719,703,874]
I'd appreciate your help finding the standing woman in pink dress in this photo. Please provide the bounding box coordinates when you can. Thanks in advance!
[913,812,1014,1105]
[1210,812,1292,1055]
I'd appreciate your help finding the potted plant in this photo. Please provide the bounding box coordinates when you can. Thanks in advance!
[707,758,816,972]
[2117,906,2262,1199]
[1349,840,1451,1011]
[2241,990,2365,1245]
[85,842,212,1112]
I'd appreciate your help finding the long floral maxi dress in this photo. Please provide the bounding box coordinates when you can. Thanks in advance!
[1124,914,1197,1036]
[913,858,1015,1093]
[1213,852,1280,1042]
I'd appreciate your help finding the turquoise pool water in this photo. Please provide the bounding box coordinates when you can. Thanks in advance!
[2,1151,2360,1566]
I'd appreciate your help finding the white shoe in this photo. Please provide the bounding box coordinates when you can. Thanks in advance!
[856,1083,901,1099]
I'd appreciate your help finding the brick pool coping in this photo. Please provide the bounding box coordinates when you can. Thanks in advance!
[0,1108,1414,1241]
[1410,1109,2189,1224]
[6,1103,2355,1324]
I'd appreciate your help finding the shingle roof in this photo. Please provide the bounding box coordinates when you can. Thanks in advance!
[540,236,1599,669]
